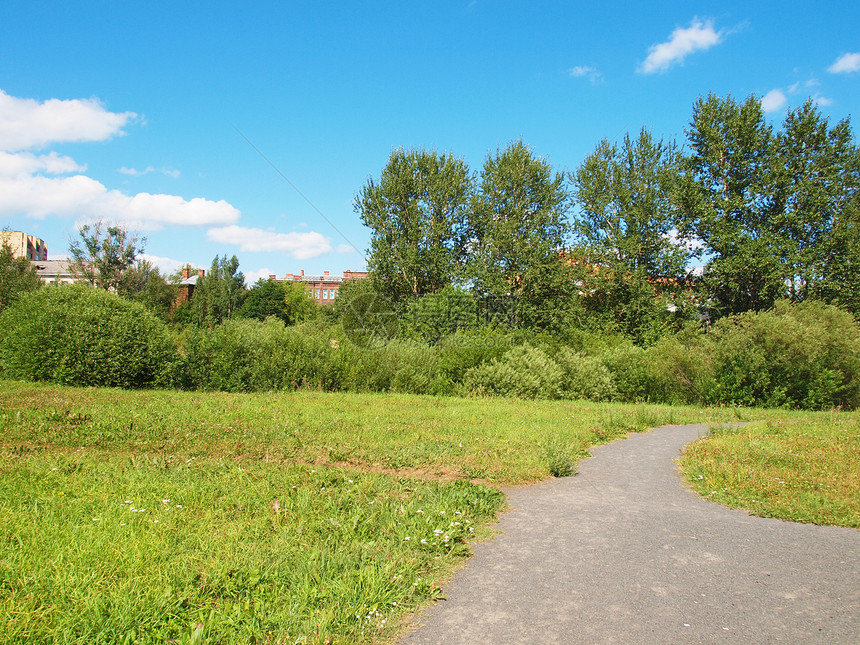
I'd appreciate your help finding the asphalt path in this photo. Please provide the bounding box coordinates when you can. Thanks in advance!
[399,424,859,644]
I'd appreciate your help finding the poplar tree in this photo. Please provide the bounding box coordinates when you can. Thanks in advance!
[466,140,572,329]
[355,148,472,309]
[677,93,860,317]
[571,128,688,342]
[191,255,246,327]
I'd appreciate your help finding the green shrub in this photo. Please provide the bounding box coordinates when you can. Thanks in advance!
[182,318,347,392]
[436,328,515,385]
[464,344,563,399]
[384,340,445,395]
[0,285,176,388]
[600,343,651,402]
[707,300,860,409]
[639,324,712,405]
[402,286,482,342]
[554,347,617,401]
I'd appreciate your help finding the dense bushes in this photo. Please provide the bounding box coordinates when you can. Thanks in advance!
[603,301,860,410]
[705,301,860,409]
[1,288,856,410]
[0,286,176,388]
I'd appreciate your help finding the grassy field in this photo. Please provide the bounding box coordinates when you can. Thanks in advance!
[680,415,860,528]
[1,380,855,643]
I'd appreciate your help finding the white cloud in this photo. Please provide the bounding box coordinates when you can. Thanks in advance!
[761,89,788,113]
[639,19,723,74]
[569,65,603,84]
[244,267,277,285]
[139,253,189,276]
[828,52,860,74]
[206,225,332,259]
[0,90,240,230]
[0,171,240,229]
[0,150,85,176]
[814,95,834,107]
[336,243,359,254]
[0,90,136,151]
[665,228,703,253]
[118,166,180,178]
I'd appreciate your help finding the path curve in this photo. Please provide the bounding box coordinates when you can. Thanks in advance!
[399,424,859,644]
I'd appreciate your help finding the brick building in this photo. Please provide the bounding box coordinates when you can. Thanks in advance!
[270,269,368,304]
[175,267,206,307]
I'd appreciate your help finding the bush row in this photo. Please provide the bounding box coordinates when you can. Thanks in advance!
[1,288,857,410]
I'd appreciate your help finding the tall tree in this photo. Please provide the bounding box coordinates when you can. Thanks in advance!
[678,93,860,318]
[466,141,572,330]
[68,221,146,295]
[572,128,686,276]
[571,128,689,342]
[355,148,473,309]
[770,100,860,309]
[675,93,784,316]
[130,262,178,322]
[191,255,246,328]
[0,240,41,313]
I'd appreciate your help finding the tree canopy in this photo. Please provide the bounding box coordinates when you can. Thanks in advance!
[68,222,146,296]
[191,255,246,328]
[676,93,860,317]
[355,148,473,309]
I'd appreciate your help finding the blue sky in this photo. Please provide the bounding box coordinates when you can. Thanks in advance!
[1,1,858,283]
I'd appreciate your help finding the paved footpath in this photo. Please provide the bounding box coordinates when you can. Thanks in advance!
[399,424,859,644]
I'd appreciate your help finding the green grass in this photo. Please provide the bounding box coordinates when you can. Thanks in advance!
[0,381,736,485]
[680,416,860,528]
[1,380,854,643]
[1,450,501,644]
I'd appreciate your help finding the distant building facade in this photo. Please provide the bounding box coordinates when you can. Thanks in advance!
[271,269,368,304]
[1,231,48,260]
[31,259,80,285]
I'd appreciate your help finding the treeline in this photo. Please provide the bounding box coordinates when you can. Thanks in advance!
[1,284,858,410]
[356,93,859,343]
[1,92,858,410]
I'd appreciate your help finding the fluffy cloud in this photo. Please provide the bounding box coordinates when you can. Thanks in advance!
[139,253,190,276]
[0,89,240,230]
[760,89,787,113]
[0,90,136,152]
[206,225,332,259]
[0,169,240,229]
[244,267,277,285]
[639,19,723,74]
[759,86,833,114]
[0,150,85,176]
[828,52,860,74]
